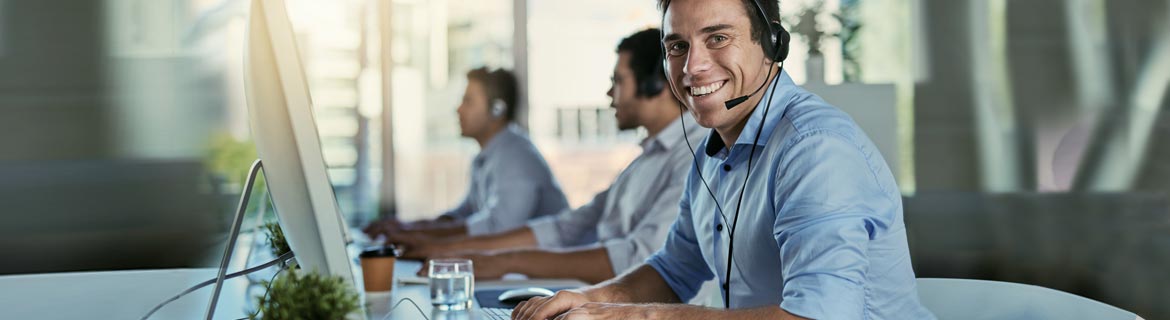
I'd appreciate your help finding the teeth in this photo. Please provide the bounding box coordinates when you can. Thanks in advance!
[689,81,724,97]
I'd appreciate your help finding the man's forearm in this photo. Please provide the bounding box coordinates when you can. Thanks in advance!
[581,264,681,304]
[451,227,538,252]
[412,221,467,239]
[498,247,614,284]
[646,305,809,320]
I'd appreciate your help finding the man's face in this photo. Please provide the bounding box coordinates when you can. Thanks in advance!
[607,52,643,131]
[456,80,492,138]
[662,0,771,130]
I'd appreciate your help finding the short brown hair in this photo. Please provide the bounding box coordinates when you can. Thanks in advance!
[658,0,779,51]
[466,67,519,121]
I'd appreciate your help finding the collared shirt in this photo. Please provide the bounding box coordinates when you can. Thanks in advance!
[528,113,706,275]
[442,124,570,236]
[646,72,935,319]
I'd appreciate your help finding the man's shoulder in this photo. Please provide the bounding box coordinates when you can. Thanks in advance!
[777,88,869,149]
[493,130,544,159]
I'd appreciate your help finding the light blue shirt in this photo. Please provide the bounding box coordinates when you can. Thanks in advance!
[442,124,570,236]
[646,71,934,319]
[528,113,706,275]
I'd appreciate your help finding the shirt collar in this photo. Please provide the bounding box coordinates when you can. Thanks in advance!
[703,71,795,158]
[475,123,522,165]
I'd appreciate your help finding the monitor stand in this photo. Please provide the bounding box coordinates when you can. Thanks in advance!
[206,159,270,320]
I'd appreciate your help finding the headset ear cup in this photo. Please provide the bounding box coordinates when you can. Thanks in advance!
[650,78,665,96]
[773,22,791,63]
[641,77,665,97]
[490,99,506,118]
[639,58,667,97]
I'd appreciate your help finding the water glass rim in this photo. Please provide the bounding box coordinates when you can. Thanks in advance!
[429,258,473,266]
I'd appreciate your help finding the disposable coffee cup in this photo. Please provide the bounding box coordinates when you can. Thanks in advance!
[360,246,398,292]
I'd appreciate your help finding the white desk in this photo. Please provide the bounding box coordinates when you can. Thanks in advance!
[0,268,252,319]
[368,260,586,319]
[0,260,585,320]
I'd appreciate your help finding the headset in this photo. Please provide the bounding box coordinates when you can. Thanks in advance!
[489,98,507,119]
[660,0,790,310]
[638,50,668,98]
[722,0,790,109]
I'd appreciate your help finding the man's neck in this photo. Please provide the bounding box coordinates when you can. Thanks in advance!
[715,104,756,150]
[474,123,507,149]
[642,100,683,138]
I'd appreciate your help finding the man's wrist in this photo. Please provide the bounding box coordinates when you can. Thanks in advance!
[650,304,715,320]
[581,283,627,304]
[494,250,523,274]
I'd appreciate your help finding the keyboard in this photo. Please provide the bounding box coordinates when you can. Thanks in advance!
[482,307,512,320]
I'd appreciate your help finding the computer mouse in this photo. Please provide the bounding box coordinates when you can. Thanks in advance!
[497,287,556,304]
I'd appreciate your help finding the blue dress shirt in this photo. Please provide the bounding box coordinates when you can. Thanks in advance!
[646,71,935,319]
[441,124,569,236]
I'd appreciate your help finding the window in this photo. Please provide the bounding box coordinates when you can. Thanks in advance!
[387,0,515,220]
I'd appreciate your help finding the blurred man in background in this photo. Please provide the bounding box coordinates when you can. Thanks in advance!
[364,68,569,240]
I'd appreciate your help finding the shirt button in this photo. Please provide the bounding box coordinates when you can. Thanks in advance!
[722,164,731,171]
[715,224,723,232]
[722,283,730,291]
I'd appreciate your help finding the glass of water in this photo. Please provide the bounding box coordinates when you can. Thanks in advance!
[429,258,474,310]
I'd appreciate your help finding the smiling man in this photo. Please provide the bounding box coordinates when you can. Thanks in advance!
[511,0,934,319]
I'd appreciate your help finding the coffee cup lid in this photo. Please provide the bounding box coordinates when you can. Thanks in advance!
[360,245,398,258]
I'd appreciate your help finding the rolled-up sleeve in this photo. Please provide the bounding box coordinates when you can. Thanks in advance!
[645,171,712,303]
[604,155,688,275]
[440,190,475,220]
[772,132,891,319]
[528,187,606,248]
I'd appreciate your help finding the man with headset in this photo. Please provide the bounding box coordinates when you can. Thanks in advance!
[365,68,569,240]
[395,29,707,284]
[512,0,934,319]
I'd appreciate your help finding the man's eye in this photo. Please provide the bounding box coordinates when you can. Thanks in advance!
[666,42,689,56]
[708,35,729,47]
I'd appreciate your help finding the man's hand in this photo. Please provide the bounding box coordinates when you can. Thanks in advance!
[458,252,510,280]
[387,231,430,248]
[362,218,403,239]
[543,303,660,320]
[512,289,594,320]
[413,250,509,278]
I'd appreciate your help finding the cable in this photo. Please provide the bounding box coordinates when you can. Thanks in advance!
[663,0,789,309]
[258,267,284,307]
[243,264,286,319]
[677,62,784,310]
[680,116,733,228]
[140,251,294,320]
[382,297,431,320]
[721,61,784,309]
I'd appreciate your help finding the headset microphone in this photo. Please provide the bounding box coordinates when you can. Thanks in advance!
[723,66,774,109]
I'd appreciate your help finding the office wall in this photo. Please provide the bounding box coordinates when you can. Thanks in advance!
[0,0,111,161]
[0,0,227,274]
[912,1,983,191]
[905,192,1170,319]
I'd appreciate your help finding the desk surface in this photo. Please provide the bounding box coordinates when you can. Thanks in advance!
[0,268,251,319]
[0,260,585,319]
[369,260,586,319]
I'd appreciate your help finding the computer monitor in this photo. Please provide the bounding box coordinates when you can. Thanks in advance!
[244,0,363,312]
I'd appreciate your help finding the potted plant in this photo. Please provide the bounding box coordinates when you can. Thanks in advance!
[249,222,361,319]
[262,222,291,259]
[248,268,361,319]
